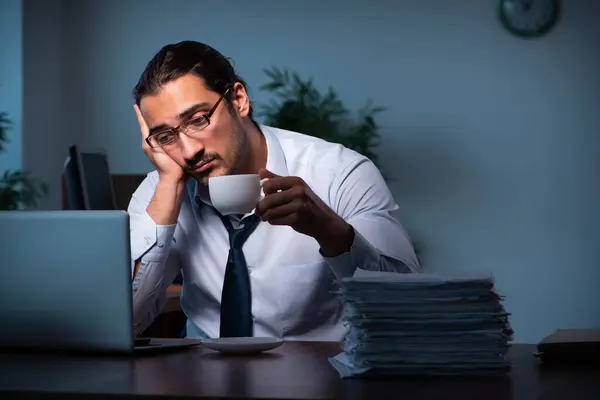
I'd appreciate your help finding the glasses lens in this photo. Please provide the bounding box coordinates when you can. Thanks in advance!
[149,132,175,147]
[184,116,209,133]
[147,116,210,147]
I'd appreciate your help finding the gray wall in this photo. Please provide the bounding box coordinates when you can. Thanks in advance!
[0,0,22,172]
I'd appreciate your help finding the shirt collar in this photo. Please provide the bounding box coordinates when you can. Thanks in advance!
[262,124,289,177]
[193,124,288,207]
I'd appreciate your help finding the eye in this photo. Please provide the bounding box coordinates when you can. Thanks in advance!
[155,131,175,144]
[187,115,208,128]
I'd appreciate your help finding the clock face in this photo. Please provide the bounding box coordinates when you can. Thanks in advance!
[499,0,560,38]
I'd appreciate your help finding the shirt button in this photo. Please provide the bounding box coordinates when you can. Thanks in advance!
[157,242,164,248]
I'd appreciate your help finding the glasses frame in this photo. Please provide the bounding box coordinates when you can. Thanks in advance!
[145,88,230,148]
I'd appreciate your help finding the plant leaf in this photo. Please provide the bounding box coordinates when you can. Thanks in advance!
[257,68,387,175]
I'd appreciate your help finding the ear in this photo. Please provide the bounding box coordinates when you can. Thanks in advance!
[230,82,251,118]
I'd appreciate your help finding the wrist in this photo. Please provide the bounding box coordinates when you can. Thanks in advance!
[315,216,355,258]
[157,176,187,193]
[158,173,188,188]
[147,178,187,226]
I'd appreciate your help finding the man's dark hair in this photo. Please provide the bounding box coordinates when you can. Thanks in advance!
[132,40,253,118]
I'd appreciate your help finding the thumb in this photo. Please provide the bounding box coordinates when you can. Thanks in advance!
[259,168,278,179]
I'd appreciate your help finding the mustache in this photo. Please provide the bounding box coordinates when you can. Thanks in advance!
[184,151,219,170]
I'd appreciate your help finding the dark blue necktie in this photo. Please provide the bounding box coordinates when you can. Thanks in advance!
[217,213,260,337]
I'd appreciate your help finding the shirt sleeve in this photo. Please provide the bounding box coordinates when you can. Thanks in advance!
[128,173,183,335]
[323,157,420,279]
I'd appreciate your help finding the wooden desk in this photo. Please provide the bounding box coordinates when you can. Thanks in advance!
[0,343,598,399]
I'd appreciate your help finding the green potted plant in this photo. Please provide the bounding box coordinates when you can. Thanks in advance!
[257,67,385,171]
[0,110,47,210]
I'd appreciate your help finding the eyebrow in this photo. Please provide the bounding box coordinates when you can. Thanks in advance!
[148,102,210,135]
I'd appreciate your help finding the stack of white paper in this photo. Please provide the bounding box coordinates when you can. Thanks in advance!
[328,271,513,378]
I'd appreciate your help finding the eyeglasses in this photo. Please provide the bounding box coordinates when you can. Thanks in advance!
[146,88,230,148]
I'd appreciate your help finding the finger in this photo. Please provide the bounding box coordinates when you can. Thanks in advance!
[258,168,279,180]
[261,198,305,222]
[256,188,299,216]
[262,176,302,195]
[133,104,150,139]
[268,213,301,227]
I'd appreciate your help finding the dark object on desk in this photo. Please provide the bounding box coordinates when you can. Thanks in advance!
[64,145,118,210]
[536,328,600,365]
[62,173,145,212]
[63,145,85,210]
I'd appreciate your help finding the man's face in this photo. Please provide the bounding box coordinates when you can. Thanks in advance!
[139,74,247,185]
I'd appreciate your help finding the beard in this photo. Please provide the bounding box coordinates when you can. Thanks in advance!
[191,118,248,185]
[227,119,249,175]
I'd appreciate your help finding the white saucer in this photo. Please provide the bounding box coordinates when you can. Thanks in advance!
[200,337,284,355]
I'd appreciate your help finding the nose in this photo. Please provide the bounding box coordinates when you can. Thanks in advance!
[178,133,204,161]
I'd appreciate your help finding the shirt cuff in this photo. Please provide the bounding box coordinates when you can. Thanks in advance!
[130,211,176,262]
[322,228,376,280]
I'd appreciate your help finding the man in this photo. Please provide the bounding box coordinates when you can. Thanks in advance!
[129,40,419,340]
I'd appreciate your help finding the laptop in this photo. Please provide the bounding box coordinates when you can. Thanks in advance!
[0,210,201,354]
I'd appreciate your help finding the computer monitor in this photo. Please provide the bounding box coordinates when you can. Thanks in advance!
[63,146,85,210]
[64,145,117,210]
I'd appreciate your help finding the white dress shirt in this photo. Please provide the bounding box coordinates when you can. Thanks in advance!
[129,125,419,340]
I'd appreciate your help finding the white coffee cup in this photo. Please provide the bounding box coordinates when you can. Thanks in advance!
[208,174,268,215]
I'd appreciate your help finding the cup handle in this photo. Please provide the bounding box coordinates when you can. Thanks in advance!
[258,178,269,200]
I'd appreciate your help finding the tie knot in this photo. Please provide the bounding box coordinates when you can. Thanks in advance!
[220,214,260,249]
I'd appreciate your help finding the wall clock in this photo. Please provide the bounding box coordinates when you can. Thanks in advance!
[498,0,560,38]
